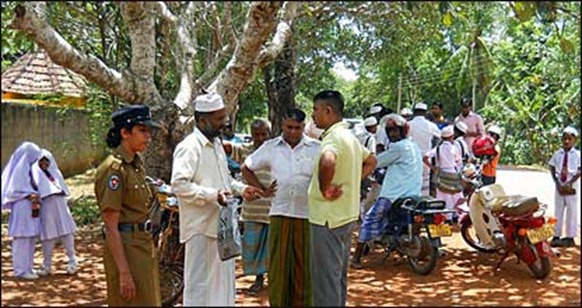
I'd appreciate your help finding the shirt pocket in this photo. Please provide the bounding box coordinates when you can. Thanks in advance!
[296,154,316,178]
[124,177,150,208]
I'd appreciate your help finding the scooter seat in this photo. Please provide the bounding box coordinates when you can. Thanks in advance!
[490,195,539,217]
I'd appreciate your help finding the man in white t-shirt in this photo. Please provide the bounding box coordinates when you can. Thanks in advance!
[408,102,441,196]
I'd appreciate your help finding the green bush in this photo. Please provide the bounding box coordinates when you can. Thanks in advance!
[69,196,101,226]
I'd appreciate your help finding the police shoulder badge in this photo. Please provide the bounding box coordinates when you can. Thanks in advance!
[108,174,121,191]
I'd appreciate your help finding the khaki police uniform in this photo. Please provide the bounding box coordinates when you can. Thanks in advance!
[95,145,161,306]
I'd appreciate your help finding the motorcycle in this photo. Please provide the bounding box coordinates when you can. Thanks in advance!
[453,161,556,279]
[378,196,456,275]
[146,177,184,307]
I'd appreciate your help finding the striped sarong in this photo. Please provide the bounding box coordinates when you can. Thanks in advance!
[242,221,269,275]
[268,216,313,307]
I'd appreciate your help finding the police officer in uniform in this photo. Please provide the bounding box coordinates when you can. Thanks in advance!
[94,105,161,306]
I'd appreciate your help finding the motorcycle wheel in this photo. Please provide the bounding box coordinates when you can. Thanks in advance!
[460,218,496,253]
[157,216,185,307]
[407,236,438,275]
[160,264,184,307]
[527,248,552,280]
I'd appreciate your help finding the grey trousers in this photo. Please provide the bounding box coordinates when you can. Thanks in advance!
[310,221,355,307]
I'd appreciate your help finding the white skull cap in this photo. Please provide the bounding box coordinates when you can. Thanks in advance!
[441,125,455,138]
[364,116,378,127]
[400,107,413,116]
[413,102,427,111]
[454,121,468,133]
[563,126,579,137]
[194,93,225,112]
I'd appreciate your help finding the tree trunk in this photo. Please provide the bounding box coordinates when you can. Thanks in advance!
[265,36,296,136]
[9,2,298,181]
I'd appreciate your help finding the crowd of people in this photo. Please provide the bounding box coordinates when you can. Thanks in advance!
[1,90,579,307]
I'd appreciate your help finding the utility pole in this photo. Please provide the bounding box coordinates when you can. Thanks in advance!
[471,79,477,110]
[397,73,402,113]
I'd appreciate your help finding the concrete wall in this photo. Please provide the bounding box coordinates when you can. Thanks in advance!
[1,103,106,178]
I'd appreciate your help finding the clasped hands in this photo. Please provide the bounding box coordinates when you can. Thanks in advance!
[27,193,41,209]
[217,181,279,206]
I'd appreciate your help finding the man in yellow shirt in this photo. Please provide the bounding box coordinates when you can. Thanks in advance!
[308,90,377,307]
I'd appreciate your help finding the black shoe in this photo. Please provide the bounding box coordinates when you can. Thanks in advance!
[550,237,562,247]
[561,237,576,247]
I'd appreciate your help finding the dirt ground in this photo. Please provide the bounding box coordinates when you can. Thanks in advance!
[1,171,580,307]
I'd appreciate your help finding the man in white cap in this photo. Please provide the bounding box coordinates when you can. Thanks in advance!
[408,101,441,196]
[359,116,378,154]
[423,125,463,220]
[171,92,265,306]
[400,107,413,121]
[548,126,581,248]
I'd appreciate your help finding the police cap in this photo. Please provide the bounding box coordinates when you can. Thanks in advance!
[112,105,160,128]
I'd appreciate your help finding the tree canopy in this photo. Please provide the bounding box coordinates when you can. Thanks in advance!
[2,1,580,173]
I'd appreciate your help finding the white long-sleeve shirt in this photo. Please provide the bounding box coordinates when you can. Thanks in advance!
[409,116,441,155]
[171,128,246,243]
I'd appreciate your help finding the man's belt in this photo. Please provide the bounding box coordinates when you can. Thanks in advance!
[118,220,153,233]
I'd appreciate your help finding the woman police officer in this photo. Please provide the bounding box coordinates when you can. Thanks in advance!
[94,105,161,306]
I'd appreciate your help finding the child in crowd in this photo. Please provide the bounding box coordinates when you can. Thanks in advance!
[1,142,42,279]
[481,125,502,185]
[32,149,78,275]
[549,126,581,248]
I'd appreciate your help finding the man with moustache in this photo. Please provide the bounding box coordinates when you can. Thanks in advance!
[171,93,264,306]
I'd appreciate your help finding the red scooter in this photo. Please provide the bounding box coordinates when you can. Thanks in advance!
[454,136,555,279]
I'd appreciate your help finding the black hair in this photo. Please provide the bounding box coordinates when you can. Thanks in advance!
[433,102,444,109]
[382,108,394,117]
[460,97,472,106]
[106,122,138,148]
[313,90,344,116]
[283,107,306,122]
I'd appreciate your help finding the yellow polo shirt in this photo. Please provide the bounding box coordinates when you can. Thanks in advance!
[308,121,371,228]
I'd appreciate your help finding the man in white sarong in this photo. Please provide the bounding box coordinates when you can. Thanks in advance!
[171,93,264,306]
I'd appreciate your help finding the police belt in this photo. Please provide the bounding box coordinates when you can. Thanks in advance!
[117,220,153,233]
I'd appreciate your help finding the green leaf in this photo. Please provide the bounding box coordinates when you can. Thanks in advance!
[513,2,536,22]
[442,11,454,27]
[559,38,575,54]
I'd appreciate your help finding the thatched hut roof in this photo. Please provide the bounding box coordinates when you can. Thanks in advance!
[1,50,87,98]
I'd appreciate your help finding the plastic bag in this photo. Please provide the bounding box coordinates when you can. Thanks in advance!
[217,198,242,261]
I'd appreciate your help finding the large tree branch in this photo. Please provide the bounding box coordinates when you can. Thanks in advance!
[172,2,199,113]
[223,2,238,49]
[155,1,178,23]
[8,4,135,102]
[257,2,300,69]
[120,2,162,105]
[207,2,283,111]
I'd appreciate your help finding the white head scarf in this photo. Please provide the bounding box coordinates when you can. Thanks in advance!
[1,141,42,210]
[31,149,70,199]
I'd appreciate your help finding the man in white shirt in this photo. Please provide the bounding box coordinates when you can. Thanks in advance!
[423,125,463,219]
[358,116,377,154]
[408,102,441,196]
[171,93,263,307]
[242,108,320,306]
